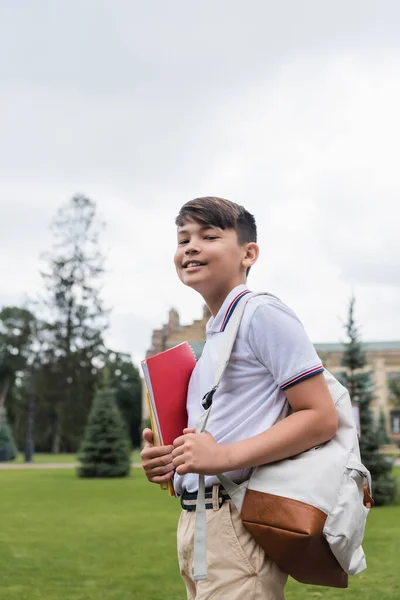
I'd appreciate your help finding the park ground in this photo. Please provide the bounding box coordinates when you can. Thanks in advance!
[0,460,399,600]
[10,452,141,466]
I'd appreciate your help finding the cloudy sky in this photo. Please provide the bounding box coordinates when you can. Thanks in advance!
[1,1,399,366]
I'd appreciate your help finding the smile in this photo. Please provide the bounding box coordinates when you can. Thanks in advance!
[183,261,207,269]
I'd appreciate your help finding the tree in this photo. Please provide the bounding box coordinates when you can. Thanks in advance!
[388,378,400,409]
[0,307,36,409]
[0,407,17,461]
[39,194,108,453]
[341,296,397,506]
[376,409,391,446]
[77,377,131,478]
[0,307,37,460]
[102,351,142,448]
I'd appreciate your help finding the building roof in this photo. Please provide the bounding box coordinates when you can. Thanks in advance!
[314,341,400,353]
[188,340,400,360]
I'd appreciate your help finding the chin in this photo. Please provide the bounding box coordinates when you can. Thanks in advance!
[181,276,208,293]
[183,279,204,292]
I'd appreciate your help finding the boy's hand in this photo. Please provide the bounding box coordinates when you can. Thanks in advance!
[140,428,175,484]
[172,429,229,476]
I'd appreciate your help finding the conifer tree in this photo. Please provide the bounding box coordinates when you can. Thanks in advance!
[77,375,131,478]
[376,409,391,446]
[40,194,108,453]
[0,407,17,461]
[341,297,396,505]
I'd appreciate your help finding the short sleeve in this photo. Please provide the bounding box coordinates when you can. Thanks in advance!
[247,297,324,390]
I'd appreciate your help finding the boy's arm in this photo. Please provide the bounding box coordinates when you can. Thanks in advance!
[141,429,175,484]
[171,373,338,476]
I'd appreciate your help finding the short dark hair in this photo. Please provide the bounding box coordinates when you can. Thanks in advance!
[175,196,257,244]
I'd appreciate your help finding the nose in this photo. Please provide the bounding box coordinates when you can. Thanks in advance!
[184,239,200,255]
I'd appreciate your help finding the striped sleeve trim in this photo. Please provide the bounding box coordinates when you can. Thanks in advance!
[280,366,325,390]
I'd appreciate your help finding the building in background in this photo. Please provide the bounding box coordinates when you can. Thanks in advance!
[143,307,400,446]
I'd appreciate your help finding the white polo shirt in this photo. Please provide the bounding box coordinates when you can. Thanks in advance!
[174,284,324,495]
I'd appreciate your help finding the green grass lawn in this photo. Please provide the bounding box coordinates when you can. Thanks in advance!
[15,453,77,464]
[132,450,141,463]
[0,468,399,600]
[14,451,142,465]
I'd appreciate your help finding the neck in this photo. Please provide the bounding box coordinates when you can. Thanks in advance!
[203,282,247,317]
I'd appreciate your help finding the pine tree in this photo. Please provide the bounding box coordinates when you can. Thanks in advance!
[40,194,108,453]
[77,378,131,478]
[0,407,17,461]
[101,351,142,448]
[341,297,397,505]
[376,409,391,446]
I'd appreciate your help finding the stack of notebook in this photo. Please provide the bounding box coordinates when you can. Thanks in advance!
[141,342,197,495]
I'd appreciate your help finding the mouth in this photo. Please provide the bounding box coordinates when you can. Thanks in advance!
[182,261,207,269]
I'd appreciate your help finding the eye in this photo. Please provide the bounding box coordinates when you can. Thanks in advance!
[178,239,189,245]
[204,235,218,240]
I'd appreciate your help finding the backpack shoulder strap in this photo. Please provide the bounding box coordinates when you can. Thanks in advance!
[193,291,274,581]
[202,291,277,410]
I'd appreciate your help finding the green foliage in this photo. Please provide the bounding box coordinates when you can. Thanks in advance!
[388,378,400,408]
[38,194,108,453]
[0,306,36,373]
[0,408,17,461]
[0,306,36,410]
[102,351,142,447]
[78,382,131,478]
[377,409,391,446]
[341,296,397,506]
[3,197,143,455]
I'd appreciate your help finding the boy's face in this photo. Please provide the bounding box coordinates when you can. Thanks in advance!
[174,220,257,301]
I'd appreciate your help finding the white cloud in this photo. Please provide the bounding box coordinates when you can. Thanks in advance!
[1,2,400,365]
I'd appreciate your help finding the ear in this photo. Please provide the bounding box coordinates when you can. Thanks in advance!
[242,242,259,270]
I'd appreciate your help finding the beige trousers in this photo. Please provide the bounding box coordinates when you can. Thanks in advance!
[177,498,287,600]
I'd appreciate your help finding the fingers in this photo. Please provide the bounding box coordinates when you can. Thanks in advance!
[172,440,191,474]
[144,460,175,481]
[143,450,174,469]
[173,435,184,448]
[171,431,219,476]
[143,461,174,483]
[141,429,198,484]
[150,470,175,484]
[142,428,154,448]
[175,464,189,476]
[173,431,196,449]
[141,443,173,461]
[146,461,174,476]
[171,444,184,460]
[141,441,175,484]
[173,450,190,475]
[172,455,185,470]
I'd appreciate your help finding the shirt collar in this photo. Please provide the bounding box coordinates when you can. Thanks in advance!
[206,284,251,334]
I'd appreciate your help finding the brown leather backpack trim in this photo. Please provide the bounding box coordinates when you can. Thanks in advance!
[241,489,348,588]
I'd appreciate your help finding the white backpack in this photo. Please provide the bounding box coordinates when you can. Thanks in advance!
[194,293,372,587]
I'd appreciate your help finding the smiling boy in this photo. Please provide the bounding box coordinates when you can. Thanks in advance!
[141,197,338,600]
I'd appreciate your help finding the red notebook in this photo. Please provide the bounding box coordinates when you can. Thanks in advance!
[141,342,196,448]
